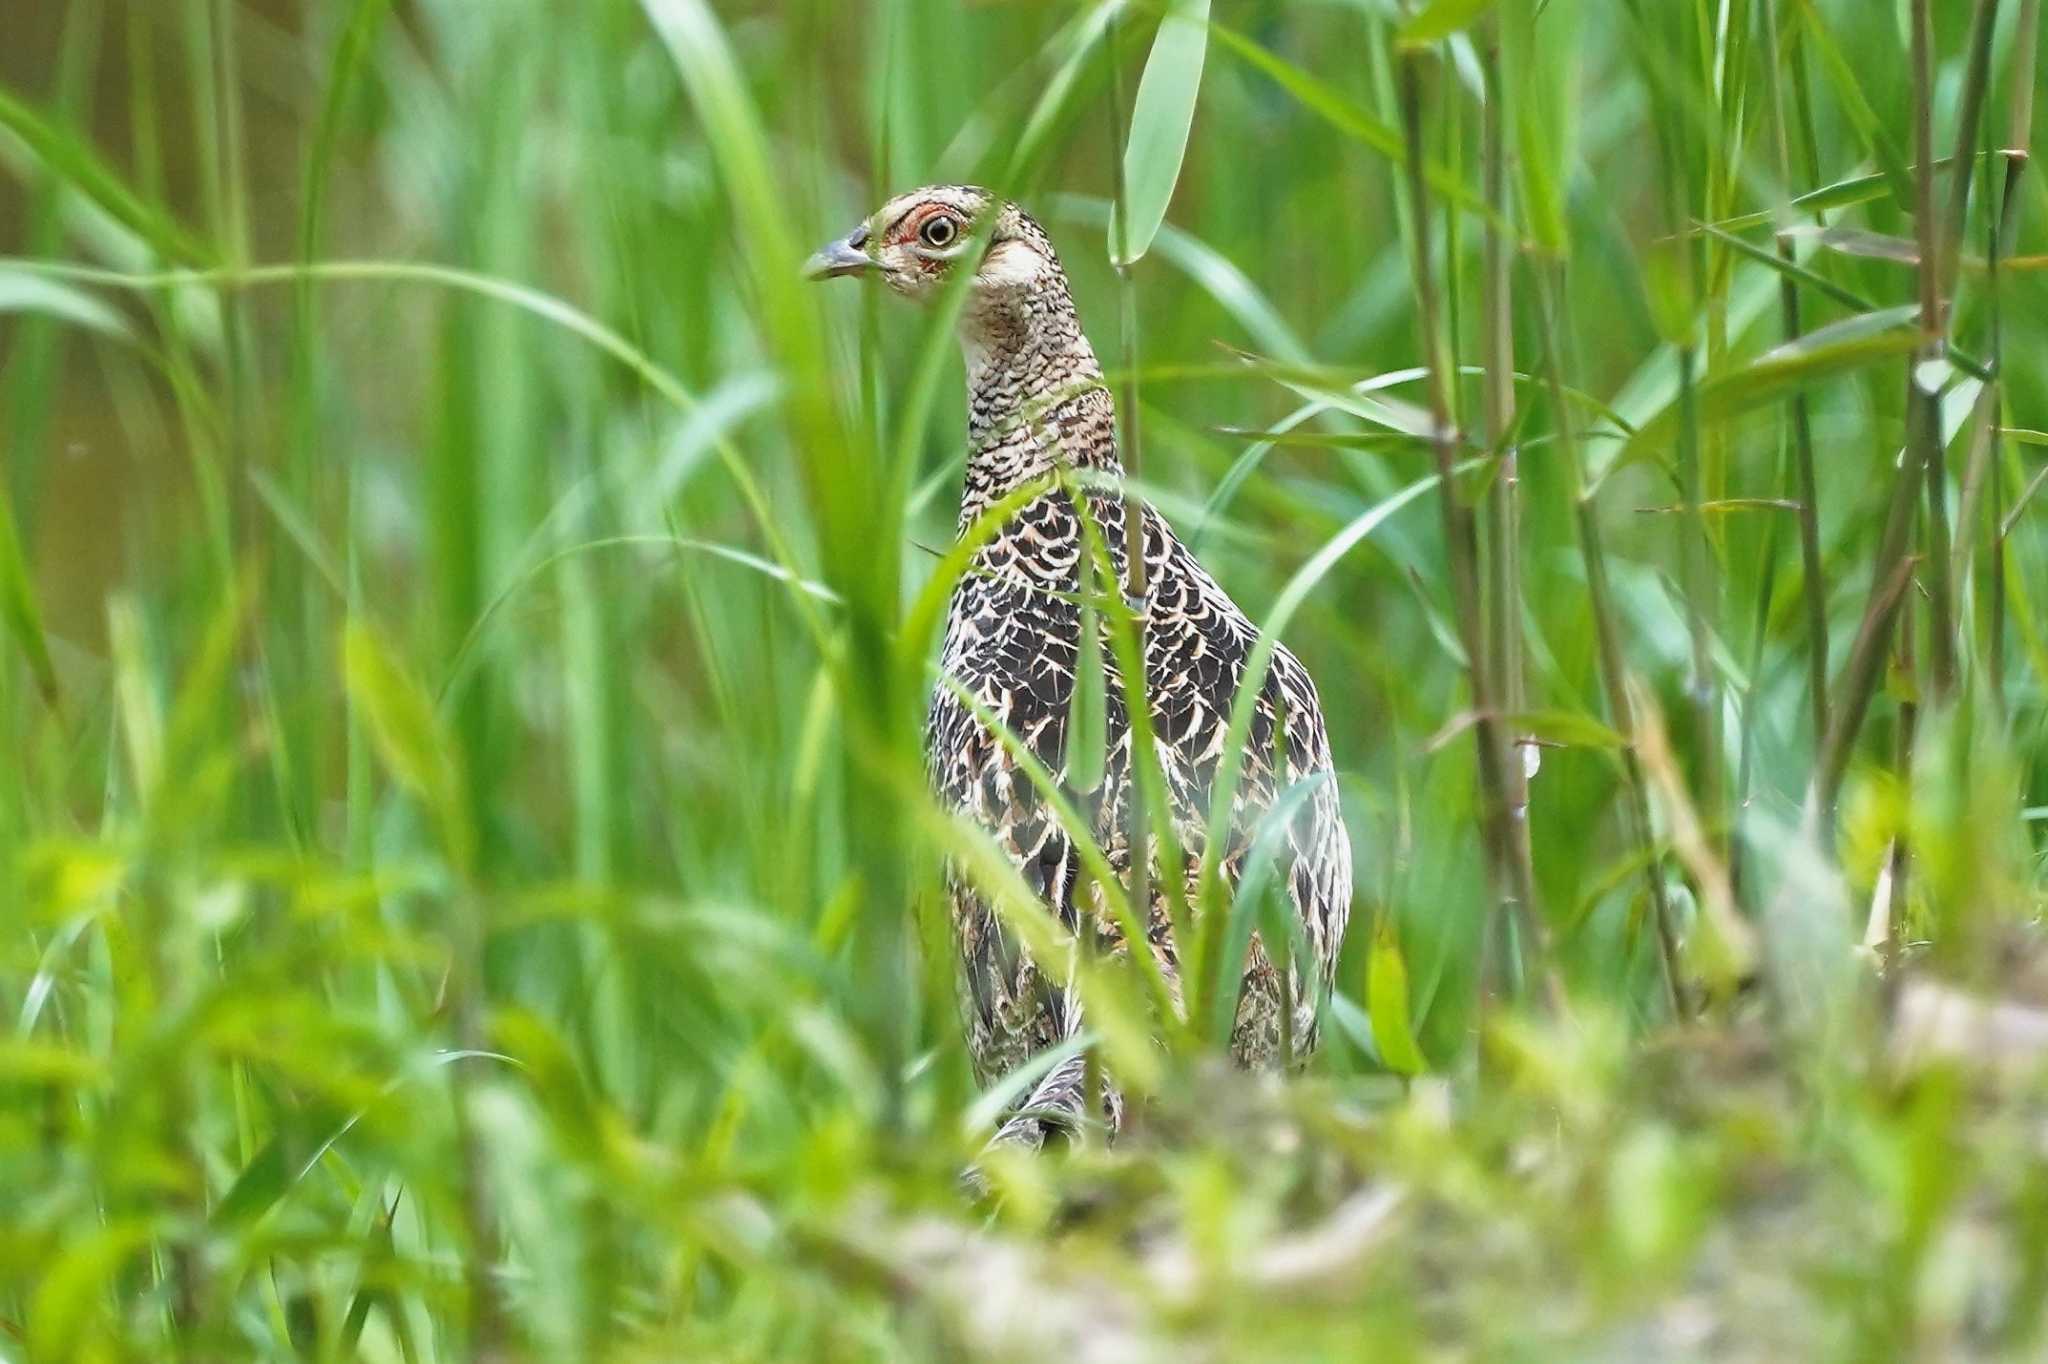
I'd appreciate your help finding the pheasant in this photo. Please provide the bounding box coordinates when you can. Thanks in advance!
[806,185,1352,1148]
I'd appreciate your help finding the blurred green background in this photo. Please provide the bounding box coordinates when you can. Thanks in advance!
[3,0,2048,1359]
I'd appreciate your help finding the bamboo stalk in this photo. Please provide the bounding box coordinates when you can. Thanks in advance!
[1990,0,2039,712]
[1922,0,2003,701]
[1910,0,1958,707]
[1762,0,1829,747]
[1939,0,2005,313]
[1478,21,1529,1006]
[1399,52,1564,1017]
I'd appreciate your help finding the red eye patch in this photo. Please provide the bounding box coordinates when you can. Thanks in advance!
[895,203,952,245]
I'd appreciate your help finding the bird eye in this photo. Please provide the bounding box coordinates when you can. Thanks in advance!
[919,215,958,249]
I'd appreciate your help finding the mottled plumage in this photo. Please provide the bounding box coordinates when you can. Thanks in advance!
[808,186,1351,1148]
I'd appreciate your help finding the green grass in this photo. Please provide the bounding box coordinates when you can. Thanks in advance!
[3,0,2048,1358]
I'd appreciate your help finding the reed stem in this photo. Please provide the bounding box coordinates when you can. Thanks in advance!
[1400,52,1563,1017]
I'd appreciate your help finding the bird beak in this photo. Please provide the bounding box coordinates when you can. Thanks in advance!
[803,226,874,281]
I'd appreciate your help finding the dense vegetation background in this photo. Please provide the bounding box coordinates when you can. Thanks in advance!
[3,0,2047,1358]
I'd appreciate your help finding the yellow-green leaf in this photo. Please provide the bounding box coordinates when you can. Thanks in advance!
[1368,920,1428,1074]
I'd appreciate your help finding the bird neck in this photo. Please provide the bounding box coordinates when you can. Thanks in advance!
[957,272,1118,525]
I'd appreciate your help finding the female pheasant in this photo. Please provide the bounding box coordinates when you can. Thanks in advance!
[807,186,1351,1148]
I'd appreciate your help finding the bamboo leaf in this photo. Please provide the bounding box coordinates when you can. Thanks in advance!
[1600,315,1921,485]
[1112,0,1210,265]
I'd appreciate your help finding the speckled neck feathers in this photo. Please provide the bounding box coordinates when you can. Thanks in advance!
[956,229,1118,530]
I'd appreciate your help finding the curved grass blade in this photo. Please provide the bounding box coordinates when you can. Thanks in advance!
[0,86,213,264]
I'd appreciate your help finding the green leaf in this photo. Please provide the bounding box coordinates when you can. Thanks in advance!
[1500,709,1628,750]
[1049,195,1314,365]
[0,474,58,708]
[1504,0,1571,254]
[0,1039,102,1085]
[343,621,474,874]
[1368,920,1428,1075]
[0,267,129,336]
[1008,1,1126,184]
[210,1135,294,1230]
[1225,348,1436,437]
[1067,604,1108,794]
[1601,315,1921,485]
[0,86,212,265]
[1691,222,1877,314]
[1208,21,1501,229]
[1793,0,1914,209]
[29,1219,155,1359]
[301,0,394,266]
[1399,0,1497,47]
[1780,223,1920,265]
[1112,0,1210,265]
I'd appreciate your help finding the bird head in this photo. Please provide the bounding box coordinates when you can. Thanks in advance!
[803,185,1061,307]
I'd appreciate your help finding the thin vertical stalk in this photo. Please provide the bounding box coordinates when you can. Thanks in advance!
[1478,22,1529,1005]
[1399,53,1563,1017]
[1817,0,1946,823]
[1939,0,2004,313]
[1909,0,1942,385]
[1762,0,1828,746]
[1112,7,1149,903]
[1910,0,1951,706]
[1674,343,1722,847]
[1102,0,1143,1122]
[1536,267,1687,1019]
[1923,0,2003,701]
[1646,0,1723,868]
[1731,435,1784,913]
[1989,0,2039,712]
[1886,603,1918,966]
[1995,0,2040,265]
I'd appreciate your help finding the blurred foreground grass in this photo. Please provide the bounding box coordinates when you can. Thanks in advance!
[3,0,2048,1358]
